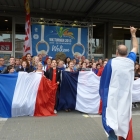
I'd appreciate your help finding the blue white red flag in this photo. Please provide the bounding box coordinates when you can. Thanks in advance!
[100,57,134,139]
[58,71,100,114]
[0,72,57,118]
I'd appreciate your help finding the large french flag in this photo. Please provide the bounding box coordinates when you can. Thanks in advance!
[100,57,134,139]
[57,71,100,114]
[0,72,57,118]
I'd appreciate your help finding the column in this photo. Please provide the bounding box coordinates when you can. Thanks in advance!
[88,25,93,59]
[105,22,113,59]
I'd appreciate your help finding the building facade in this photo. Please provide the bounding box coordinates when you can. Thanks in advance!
[0,0,140,62]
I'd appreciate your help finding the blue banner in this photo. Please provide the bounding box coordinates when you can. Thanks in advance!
[32,25,88,58]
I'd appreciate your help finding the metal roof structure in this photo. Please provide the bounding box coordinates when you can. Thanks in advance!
[0,0,140,25]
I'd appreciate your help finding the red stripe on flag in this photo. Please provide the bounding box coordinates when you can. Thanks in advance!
[118,119,133,140]
[98,99,102,114]
[34,77,57,117]
[24,46,30,52]
[25,36,29,41]
[27,28,29,34]
[24,0,32,56]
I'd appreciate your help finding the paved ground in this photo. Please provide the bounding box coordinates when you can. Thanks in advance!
[0,107,140,140]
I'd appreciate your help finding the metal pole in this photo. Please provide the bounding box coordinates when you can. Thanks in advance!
[87,26,89,59]
[12,17,15,57]
[131,37,140,63]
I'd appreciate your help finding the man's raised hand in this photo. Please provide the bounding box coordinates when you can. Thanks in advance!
[130,26,137,36]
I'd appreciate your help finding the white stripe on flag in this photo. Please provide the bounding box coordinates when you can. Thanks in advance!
[12,72,42,117]
[76,71,100,114]
[132,78,140,102]
[106,57,134,139]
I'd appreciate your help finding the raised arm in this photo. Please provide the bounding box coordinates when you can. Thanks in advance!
[130,26,138,54]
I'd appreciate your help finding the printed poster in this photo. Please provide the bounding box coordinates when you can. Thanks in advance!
[32,25,88,59]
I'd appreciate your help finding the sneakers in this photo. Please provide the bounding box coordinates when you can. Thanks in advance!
[132,104,135,108]
[132,103,139,108]
[54,110,57,114]
[135,104,139,108]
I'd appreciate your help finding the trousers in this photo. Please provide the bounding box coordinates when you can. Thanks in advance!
[108,131,117,140]
[108,131,126,140]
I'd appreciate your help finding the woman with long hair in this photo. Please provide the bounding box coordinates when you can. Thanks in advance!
[32,56,39,71]
[65,61,74,72]
[43,58,52,72]
[64,57,71,68]
[18,61,31,72]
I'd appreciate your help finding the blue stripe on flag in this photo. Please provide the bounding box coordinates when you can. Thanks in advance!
[0,73,18,118]
[57,71,79,110]
[99,59,113,134]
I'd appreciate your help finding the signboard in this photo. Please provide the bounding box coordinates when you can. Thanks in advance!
[32,25,88,58]
[0,42,12,51]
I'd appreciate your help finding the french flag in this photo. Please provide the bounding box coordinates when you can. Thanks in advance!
[100,57,134,140]
[57,71,100,114]
[0,72,57,118]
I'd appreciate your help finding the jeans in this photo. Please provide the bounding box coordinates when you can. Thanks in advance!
[108,131,117,140]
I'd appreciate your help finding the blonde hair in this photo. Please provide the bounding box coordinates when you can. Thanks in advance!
[37,62,43,66]
[32,56,39,66]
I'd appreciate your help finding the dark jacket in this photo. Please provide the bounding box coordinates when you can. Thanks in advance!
[45,68,61,83]
[28,65,35,72]
[18,67,32,73]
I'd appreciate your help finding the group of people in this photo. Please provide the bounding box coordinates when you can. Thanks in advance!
[0,26,139,140]
[0,53,109,76]
[0,53,109,114]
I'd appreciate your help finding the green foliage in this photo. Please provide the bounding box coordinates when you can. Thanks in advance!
[56,27,70,38]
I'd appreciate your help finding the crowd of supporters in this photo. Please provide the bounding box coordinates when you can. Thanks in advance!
[0,53,108,75]
[0,53,139,111]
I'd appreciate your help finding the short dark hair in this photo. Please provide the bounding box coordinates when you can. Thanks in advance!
[96,63,100,67]
[22,61,27,64]
[81,62,86,66]
[68,60,74,65]
[117,45,127,56]
[103,60,107,63]
[26,53,31,57]
[7,65,14,71]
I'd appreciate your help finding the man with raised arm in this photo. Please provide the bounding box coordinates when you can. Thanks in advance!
[99,27,138,140]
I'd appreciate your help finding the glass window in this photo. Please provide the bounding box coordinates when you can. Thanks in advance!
[0,34,11,42]
[0,16,12,64]
[113,26,140,62]
[112,39,124,54]
[15,52,23,59]
[113,26,140,54]
[15,24,25,58]
[0,16,12,43]
[92,24,104,54]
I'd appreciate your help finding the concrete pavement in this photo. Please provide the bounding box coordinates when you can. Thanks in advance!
[0,109,140,140]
